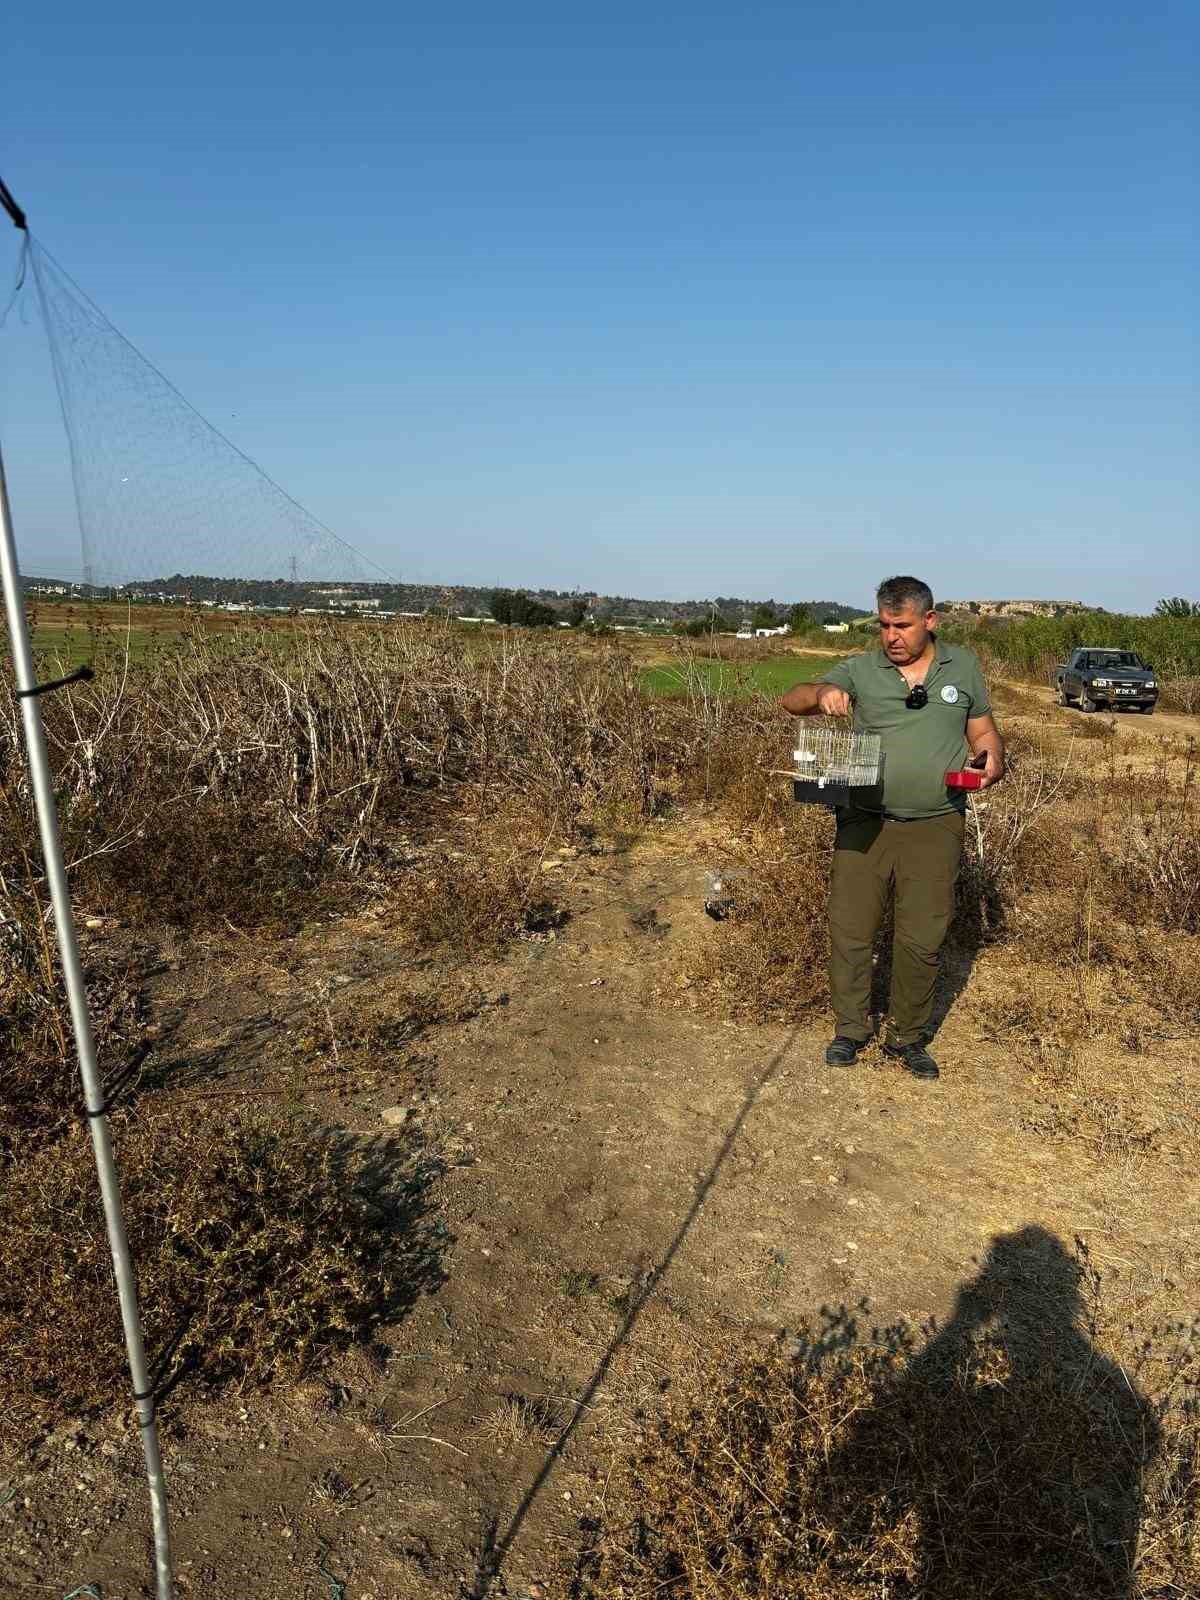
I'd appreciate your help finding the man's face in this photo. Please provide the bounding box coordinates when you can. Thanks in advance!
[878,602,936,666]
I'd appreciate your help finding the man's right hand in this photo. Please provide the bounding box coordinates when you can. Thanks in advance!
[779,681,854,716]
[815,684,852,716]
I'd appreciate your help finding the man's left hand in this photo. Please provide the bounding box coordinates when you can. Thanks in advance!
[977,748,1005,789]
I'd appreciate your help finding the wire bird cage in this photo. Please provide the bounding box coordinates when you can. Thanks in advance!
[782,726,884,808]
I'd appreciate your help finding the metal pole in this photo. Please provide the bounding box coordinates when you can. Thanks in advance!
[0,441,175,1599]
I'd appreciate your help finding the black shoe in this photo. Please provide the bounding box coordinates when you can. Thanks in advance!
[825,1036,866,1067]
[883,1042,940,1080]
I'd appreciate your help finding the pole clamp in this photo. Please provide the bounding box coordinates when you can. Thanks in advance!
[15,664,95,699]
[0,176,26,232]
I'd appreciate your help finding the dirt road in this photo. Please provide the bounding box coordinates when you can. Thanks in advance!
[1006,676,1200,743]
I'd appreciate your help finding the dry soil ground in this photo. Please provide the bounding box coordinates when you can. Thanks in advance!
[2,691,1197,1600]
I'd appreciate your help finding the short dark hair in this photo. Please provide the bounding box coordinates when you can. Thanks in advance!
[877,575,935,614]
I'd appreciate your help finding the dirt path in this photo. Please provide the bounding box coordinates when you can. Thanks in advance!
[1002,676,1200,743]
[7,825,1196,1600]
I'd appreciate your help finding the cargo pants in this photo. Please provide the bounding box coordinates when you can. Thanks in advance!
[828,808,965,1048]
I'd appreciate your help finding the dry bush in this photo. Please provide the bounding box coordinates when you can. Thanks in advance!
[1072,712,1118,739]
[284,977,484,1098]
[76,798,338,932]
[678,713,794,829]
[1,621,696,936]
[967,730,1199,973]
[674,808,834,1022]
[562,1233,1199,1599]
[390,846,567,955]
[0,1109,445,1452]
[0,830,144,1155]
[1121,926,1200,1023]
[1158,675,1200,715]
[1106,798,1200,935]
[0,947,141,1159]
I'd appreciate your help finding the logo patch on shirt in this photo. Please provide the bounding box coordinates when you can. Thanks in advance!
[941,684,960,704]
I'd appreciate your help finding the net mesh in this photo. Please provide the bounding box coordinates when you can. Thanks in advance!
[25,238,390,597]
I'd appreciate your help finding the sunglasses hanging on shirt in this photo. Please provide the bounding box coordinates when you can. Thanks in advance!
[905,684,929,710]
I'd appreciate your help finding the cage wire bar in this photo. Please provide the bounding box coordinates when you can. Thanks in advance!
[790,725,883,788]
[1,185,175,1600]
[781,725,884,807]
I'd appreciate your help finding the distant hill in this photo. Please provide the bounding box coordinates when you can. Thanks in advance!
[940,599,1093,619]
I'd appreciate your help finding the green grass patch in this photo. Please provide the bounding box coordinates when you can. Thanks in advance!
[640,655,839,699]
[30,625,161,669]
[23,614,317,674]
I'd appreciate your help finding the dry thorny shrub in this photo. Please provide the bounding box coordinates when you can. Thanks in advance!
[0,1109,447,1455]
[561,1232,1199,1600]
[0,833,143,1157]
[668,805,834,1023]
[390,844,569,954]
[0,945,140,1159]
[0,621,735,937]
[1160,674,1200,715]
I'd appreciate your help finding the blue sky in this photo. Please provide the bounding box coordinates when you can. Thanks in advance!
[2,1,1196,610]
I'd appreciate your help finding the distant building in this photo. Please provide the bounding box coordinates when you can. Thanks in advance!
[823,622,850,633]
[755,625,788,638]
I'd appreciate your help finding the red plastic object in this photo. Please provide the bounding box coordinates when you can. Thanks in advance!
[945,767,984,791]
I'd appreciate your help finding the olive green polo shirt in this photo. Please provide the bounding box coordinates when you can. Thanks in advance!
[819,640,991,819]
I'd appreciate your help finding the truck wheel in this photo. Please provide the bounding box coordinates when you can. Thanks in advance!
[1079,689,1096,712]
[1140,705,1154,715]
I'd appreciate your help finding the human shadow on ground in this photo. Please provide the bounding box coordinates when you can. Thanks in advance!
[563,1227,1167,1600]
[464,1023,806,1598]
[812,1226,1162,1598]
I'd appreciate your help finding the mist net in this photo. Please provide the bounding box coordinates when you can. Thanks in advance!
[26,238,389,596]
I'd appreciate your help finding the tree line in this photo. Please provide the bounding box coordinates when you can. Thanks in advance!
[937,604,1200,678]
[489,591,587,627]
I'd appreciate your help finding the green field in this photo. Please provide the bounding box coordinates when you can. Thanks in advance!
[27,623,261,672]
[640,655,840,698]
[20,606,336,673]
[28,625,156,669]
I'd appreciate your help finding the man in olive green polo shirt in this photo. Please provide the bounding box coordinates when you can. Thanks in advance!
[781,575,1005,1081]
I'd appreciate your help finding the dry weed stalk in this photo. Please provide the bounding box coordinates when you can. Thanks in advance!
[1,620,707,922]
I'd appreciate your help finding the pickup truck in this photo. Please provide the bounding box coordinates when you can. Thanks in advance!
[1054,648,1159,714]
